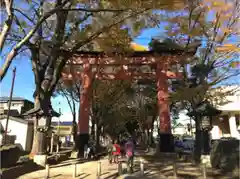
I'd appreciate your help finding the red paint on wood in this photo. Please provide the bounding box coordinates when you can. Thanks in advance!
[62,70,182,80]
[156,62,171,133]
[68,55,187,65]
[78,64,92,134]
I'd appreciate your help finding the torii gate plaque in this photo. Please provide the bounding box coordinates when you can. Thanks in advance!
[62,44,198,152]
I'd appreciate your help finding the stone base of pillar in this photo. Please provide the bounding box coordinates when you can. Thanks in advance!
[33,154,47,167]
[76,133,89,154]
[159,133,174,152]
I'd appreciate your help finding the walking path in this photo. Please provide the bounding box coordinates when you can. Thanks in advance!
[2,148,239,179]
[16,157,167,179]
[2,148,166,179]
[18,158,120,179]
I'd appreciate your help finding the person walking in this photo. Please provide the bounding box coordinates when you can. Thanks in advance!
[112,140,121,163]
[125,137,135,173]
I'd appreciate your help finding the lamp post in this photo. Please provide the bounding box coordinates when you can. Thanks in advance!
[57,102,61,135]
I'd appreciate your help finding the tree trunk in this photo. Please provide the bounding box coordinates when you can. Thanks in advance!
[96,123,101,151]
[28,0,69,156]
[144,129,148,147]
[72,111,77,150]
[30,95,51,155]
[138,124,145,145]
[30,117,39,158]
[194,116,202,164]
[70,94,77,150]
[146,129,150,145]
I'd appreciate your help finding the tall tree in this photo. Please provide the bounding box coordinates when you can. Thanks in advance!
[166,0,239,163]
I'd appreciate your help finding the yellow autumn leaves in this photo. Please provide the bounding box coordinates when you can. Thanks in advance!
[216,44,240,52]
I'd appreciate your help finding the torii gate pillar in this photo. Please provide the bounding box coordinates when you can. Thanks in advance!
[77,63,92,151]
[156,63,174,152]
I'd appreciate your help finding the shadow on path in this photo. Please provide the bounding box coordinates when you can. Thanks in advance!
[141,153,240,179]
[1,161,43,179]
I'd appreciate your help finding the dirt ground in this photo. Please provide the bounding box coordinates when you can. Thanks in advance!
[1,149,239,179]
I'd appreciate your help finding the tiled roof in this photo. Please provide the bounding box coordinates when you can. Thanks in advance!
[0,96,31,102]
[22,108,60,117]
[0,97,26,101]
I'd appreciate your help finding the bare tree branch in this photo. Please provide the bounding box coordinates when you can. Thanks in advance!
[14,15,27,36]
[0,0,69,81]
[60,7,131,13]
[13,8,36,25]
[0,0,14,52]
[58,83,74,114]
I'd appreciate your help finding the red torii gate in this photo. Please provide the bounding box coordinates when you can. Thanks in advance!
[61,49,195,151]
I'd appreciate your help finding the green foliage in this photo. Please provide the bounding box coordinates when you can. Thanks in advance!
[91,80,133,137]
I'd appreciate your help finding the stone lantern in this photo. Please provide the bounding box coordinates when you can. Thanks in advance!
[22,107,60,166]
[187,100,222,154]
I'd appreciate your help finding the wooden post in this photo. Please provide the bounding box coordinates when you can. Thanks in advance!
[140,159,144,176]
[50,133,54,153]
[56,136,59,153]
[118,161,123,175]
[97,161,101,178]
[202,163,207,179]
[72,163,77,178]
[173,163,177,179]
[45,164,50,179]
[3,67,16,144]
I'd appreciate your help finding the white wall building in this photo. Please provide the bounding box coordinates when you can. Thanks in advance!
[0,97,34,116]
[0,115,34,151]
[211,85,240,140]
